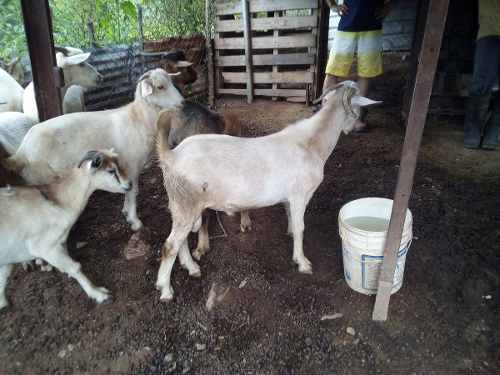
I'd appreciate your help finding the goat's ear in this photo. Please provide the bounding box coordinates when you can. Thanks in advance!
[351,95,381,107]
[168,72,182,77]
[62,52,91,66]
[140,79,154,97]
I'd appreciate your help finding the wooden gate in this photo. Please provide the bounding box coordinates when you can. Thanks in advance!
[214,0,320,103]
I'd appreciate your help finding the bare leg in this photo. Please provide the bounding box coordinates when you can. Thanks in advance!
[289,198,312,274]
[353,77,371,130]
[193,210,211,261]
[323,74,342,94]
[178,240,201,277]
[122,176,143,231]
[240,211,252,232]
[156,221,192,301]
[0,265,13,310]
[39,245,111,303]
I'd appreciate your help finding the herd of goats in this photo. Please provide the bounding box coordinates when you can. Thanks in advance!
[0,47,377,311]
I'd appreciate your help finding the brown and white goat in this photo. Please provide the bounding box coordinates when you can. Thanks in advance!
[0,150,131,310]
[154,82,379,301]
[156,101,251,261]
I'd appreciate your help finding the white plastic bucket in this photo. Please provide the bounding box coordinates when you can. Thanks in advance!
[338,197,413,295]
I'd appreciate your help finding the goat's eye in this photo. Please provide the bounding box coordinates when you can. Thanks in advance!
[157,85,165,90]
[108,169,115,175]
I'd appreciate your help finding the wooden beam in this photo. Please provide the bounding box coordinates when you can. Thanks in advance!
[222,71,313,84]
[206,0,215,107]
[217,53,315,67]
[216,16,317,32]
[241,0,254,103]
[217,0,318,15]
[218,88,306,97]
[314,0,330,98]
[372,0,449,321]
[215,34,316,49]
[21,0,62,121]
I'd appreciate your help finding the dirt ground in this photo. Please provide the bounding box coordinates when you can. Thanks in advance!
[1,97,499,375]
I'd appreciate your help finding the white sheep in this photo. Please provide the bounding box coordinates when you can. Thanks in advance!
[0,67,24,113]
[0,149,131,310]
[4,68,184,231]
[154,82,379,301]
[23,50,103,122]
[0,112,37,155]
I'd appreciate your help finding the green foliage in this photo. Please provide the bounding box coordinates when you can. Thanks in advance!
[0,0,208,62]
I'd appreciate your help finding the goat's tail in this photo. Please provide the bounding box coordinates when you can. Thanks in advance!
[156,109,176,165]
[222,112,242,136]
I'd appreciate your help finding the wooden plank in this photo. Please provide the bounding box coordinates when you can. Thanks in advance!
[215,34,316,49]
[272,11,279,101]
[206,0,215,107]
[218,88,306,97]
[222,71,313,83]
[216,16,317,32]
[217,53,314,66]
[21,0,62,121]
[372,0,449,322]
[217,0,318,15]
[315,0,330,98]
[241,0,254,103]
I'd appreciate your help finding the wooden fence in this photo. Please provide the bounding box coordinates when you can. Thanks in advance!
[214,0,320,103]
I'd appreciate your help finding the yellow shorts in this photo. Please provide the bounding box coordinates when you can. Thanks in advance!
[325,30,383,78]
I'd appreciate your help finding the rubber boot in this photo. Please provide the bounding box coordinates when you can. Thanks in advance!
[464,95,491,149]
[482,96,500,150]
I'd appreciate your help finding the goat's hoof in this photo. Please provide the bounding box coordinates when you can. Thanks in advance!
[159,288,174,302]
[192,249,204,261]
[41,265,53,272]
[298,265,313,274]
[93,287,112,304]
[130,220,143,232]
[189,270,202,278]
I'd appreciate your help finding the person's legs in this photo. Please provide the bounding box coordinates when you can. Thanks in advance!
[356,30,383,131]
[322,31,357,95]
[465,36,500,149]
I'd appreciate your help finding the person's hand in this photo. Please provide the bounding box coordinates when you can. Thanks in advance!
[336,4,349,16]
[376,1,391,19]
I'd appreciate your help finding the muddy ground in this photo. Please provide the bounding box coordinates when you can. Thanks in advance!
[1,96,499,375]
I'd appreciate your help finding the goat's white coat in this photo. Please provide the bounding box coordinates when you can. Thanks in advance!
[0,151,131,310]
[155,82,379,300]
[0,112,37,155]
[63,85,86,114]
[0,68,24,113]
[7,68,184,231]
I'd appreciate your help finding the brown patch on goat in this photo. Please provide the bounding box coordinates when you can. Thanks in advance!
[0,144,25,187]
[221,112,242,136]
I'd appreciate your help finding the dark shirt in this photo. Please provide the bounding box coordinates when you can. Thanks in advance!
[338,0,384,32]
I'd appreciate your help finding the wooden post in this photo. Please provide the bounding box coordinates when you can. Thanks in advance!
[87,21,97,48]
[372,0,449,322]
[21,0,62,121]
[241,0,253,104]
[315,0,331,99]
[205,0,215,108]
[137,4,144,48]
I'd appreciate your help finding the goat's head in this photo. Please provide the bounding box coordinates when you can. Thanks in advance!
[136,68,184,110]
[3,57,24,84]
[163,50,197,89]
[319,81,381,134]
[78,149,131,193]
[56,47,103,89]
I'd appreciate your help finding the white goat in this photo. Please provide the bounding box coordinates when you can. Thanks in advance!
[155,82,379,301]
[0,112,37,155]
[23,50,103,122]
[0,150,131,310]
[0,67,24,113]
[4,68,184,231]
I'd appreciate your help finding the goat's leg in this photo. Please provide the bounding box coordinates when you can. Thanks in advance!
[122,176,143,231]
[240,211,252,232]
[178,240,201,277]
[289,199,312,274]
[39,245,111,303]
[0,265,13,310]
[156,222,191,301]
[193,210,211,261]
[284,202,292,235]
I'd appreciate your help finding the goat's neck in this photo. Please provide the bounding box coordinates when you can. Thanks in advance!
[45,169,94,219]
[305,107,344,163]
[128,99,161,137]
